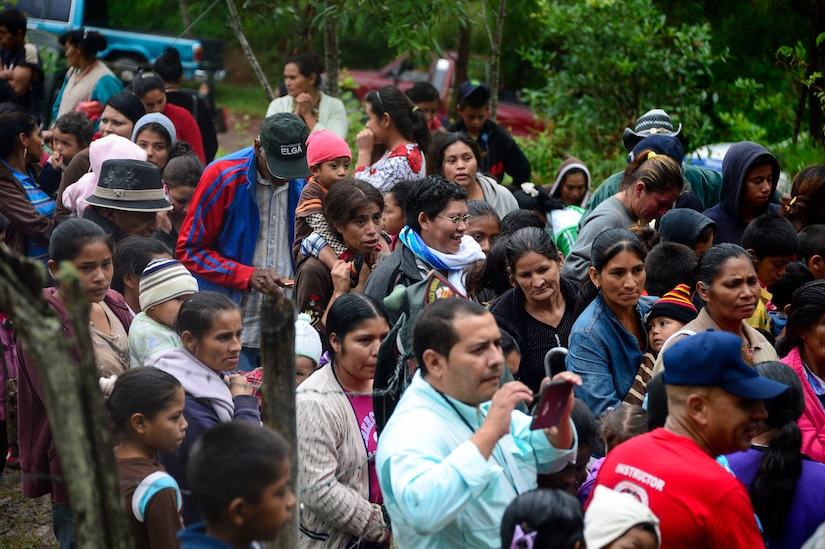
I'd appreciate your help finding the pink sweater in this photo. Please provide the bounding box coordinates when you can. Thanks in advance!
[781,347,825,464]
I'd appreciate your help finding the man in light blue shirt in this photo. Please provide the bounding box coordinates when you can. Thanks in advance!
[376,299,580,548]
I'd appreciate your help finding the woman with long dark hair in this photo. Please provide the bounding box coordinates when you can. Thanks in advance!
[354,85,430,194]
[490,227,580,391]
[654,243,777,373]
[0,110,53,264]
[725,361,825,549]
[566,228,655,416]
[777,280,825,463]
[431,132,518,218]
[295,179,384,333]
[296,293,391,548]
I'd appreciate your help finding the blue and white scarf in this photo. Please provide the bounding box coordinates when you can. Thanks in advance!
[397,226,485,295]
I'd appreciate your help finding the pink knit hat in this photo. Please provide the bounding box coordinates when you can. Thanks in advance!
[305,129,352,168]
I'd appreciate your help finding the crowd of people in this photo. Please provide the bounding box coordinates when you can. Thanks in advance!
[2,7,825,549]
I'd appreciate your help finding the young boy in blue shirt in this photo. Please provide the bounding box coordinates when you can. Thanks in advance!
[179,422,296,549]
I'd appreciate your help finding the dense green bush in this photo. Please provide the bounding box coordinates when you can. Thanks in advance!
[519,0,726,160]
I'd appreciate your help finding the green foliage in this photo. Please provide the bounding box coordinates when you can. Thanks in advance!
[213,82,268,117]
[515,129,623,187]
[777,35,825,114]
[774,134,825,181]
[520,0,725,158]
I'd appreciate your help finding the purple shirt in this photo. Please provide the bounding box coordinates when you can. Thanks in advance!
[725,447,825,549]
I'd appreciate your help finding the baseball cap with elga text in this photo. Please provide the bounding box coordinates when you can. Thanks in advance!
[259,113,311,180]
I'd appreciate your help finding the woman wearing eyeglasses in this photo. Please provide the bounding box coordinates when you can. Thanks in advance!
[364,176,486,323]
[354,85,430,195]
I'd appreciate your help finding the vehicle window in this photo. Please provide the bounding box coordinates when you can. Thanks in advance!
[9,0,46,19]
[45,0,71,21]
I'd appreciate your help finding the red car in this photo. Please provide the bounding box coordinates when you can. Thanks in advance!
[343,53,544,137]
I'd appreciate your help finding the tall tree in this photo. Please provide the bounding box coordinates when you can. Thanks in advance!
[226,0,275,101]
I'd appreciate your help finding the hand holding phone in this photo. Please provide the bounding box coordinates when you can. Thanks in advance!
[530,379,574,430]
[529,346,574,430]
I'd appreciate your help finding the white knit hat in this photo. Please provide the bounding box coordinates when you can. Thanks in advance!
[295,313,322,365]
[139,258,199,311]
[584,486,661,549]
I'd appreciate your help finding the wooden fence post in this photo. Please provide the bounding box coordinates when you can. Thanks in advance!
[260,290,297,549]
[0,249,132,548]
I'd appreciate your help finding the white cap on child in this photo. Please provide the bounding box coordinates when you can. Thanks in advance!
[295,312,323,365]
[584,486,661,549]
[139,258,199,312]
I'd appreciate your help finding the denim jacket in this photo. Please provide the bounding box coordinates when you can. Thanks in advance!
[566,293,656,417]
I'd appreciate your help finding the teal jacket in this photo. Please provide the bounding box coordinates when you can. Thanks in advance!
[376,372,577,548]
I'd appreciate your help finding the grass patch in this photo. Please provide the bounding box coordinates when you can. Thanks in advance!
[213,82,270,118]
[0,469,56,548]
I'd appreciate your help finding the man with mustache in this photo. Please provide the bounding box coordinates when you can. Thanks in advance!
[376,298,580,548]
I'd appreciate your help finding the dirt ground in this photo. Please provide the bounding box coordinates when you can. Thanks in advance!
[0,468,56,548]
[0,112,264,549]
[216,110,266,156]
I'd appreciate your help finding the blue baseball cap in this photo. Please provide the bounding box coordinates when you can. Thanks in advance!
[662,330,789,399]
[459,79,490,103]
[627,134,684,166]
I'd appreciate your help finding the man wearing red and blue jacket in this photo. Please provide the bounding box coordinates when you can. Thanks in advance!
[178,113,309,370]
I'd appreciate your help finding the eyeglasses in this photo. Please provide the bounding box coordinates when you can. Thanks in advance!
[438,214,473,225]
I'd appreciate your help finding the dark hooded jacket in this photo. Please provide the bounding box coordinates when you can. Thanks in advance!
[658,208,717,248]
[703,142,780,245]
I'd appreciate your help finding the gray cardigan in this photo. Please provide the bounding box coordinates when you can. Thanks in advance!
[296,363,387,548]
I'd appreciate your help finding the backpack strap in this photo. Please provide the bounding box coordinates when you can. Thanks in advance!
[132,470,182,523]
[660,329,697,354]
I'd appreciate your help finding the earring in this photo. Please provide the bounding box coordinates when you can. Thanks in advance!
[22,146,27,161]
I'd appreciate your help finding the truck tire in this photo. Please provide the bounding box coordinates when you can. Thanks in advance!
[106,54,148,84]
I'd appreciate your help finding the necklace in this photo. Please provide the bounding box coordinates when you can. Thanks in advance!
[433,387,522,494]
[74,59,98,79]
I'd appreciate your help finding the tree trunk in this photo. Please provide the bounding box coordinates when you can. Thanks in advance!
[260,291,297,549]
[294,2,317,54]
[225,0,275,102]
[489,0,507,120]
[0,251,132,549]
[178,0,192,34]
[324,1,340,98]
[450,26,472,120]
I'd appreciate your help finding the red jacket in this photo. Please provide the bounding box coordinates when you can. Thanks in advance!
[782,347,825,464]
[163,102,205,163]
[17,287,131,504]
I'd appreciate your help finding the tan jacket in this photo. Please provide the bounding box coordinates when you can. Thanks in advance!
[296,363,387,548]
[652,308,777,375]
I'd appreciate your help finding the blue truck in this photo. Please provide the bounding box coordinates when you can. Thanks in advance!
[6,0,223,82]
